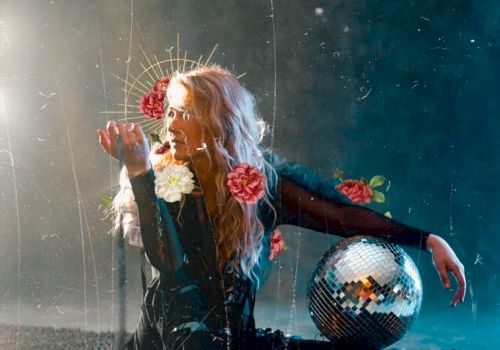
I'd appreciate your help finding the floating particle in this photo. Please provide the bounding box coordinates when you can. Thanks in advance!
[343,25,350,33]
[38,91,56,98]
[315,7,324,16]
[474,254,482,265]
[357,87,372,101]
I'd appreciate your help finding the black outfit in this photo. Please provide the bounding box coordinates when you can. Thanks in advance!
[125,156,430,350]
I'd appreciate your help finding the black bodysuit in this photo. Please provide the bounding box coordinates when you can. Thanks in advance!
[125,155,430,350]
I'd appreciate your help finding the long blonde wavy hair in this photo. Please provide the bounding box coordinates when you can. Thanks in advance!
[165,65,278,286]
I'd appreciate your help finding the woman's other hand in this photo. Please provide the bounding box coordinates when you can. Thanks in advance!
[426,233,466,307]
[97,120,151,177]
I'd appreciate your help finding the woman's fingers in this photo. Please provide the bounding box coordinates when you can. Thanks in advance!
[449,263,466,306]
[106,121,120,158]
[116,123,130,145]
[133,123,146,144]
[97,129,110,154]
[436,263,451,289]
[126,123,137,144]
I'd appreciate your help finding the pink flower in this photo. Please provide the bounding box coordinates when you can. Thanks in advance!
[270,229,285,260]
[139,90,165,119]
[335,179,373,204]
[227,163,266,204]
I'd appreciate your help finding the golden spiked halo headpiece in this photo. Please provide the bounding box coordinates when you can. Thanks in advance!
[101,34,246,137]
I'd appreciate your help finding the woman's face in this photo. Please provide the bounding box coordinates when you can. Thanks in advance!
[165,83,207,162]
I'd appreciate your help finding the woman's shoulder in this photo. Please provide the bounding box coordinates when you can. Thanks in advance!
[261,149,348,204]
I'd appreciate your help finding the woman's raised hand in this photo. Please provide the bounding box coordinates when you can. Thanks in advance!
[97,120,151,177]
[426,234,466,307]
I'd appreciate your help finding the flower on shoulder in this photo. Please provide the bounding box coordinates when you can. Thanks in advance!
[335,179,373,204]
[334,170,387,205]
[154,164,195,202]
[227,163,266,204]
[270,229,285,261]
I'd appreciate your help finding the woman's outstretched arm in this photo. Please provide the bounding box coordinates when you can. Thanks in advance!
[272,161,466,306]
[277,176,430,249]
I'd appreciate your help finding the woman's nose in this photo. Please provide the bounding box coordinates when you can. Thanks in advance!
[166,111,181,129]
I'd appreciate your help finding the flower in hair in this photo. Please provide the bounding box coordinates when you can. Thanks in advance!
[269,229,285,261]
[154,164,195,203]
[138,76,170,120]
[139,90,165,119]
[227,163,266,204]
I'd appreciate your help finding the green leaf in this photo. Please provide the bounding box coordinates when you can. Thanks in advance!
[369,175,386,188]
[384,211,392,218]
[150,133,163,145]
[100,195,113,209]
[334,168,344,181]
[372,190,385,203]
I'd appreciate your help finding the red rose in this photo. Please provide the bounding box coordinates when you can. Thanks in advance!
[335,179,373,204]
[227,163,266,204]
[270,229,285,260]
[139,90,165,119]
[154,142,171,154]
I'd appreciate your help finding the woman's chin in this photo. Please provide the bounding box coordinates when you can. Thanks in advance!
[171,148,188,162]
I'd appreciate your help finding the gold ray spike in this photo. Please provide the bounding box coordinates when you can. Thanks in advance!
[139,45,162,80]
[110,73,148,94]
[121,88,142,98]
[204,44,218,66]
[140,62,158,84]
[195,54,203,69]
[168,49,175,74]
[128,74,153,92]
[153,55,164,77]
[100,111,144,114]
[236,72,247,79]
[177,33,180,72]
[142,119,164,131]
[182,50,188,72]
[117,103,139,108]
[143,125,164,135]
[141,116,164,126]
[117,115,146,121]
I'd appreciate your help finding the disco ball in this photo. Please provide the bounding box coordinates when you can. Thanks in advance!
[307,236,423,349]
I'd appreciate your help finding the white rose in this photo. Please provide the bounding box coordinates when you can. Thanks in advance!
[154,165,195,202]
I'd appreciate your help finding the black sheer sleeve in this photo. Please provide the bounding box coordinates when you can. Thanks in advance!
[272,161,431,250]
[129,169,185,273]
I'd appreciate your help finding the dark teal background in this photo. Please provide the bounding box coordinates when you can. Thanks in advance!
[0,0,498,348]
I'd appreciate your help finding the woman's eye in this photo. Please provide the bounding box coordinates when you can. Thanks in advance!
[167,110,175,118]
[182,111,191,120]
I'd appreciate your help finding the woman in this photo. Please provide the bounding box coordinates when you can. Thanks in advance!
[97,66,466,350]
